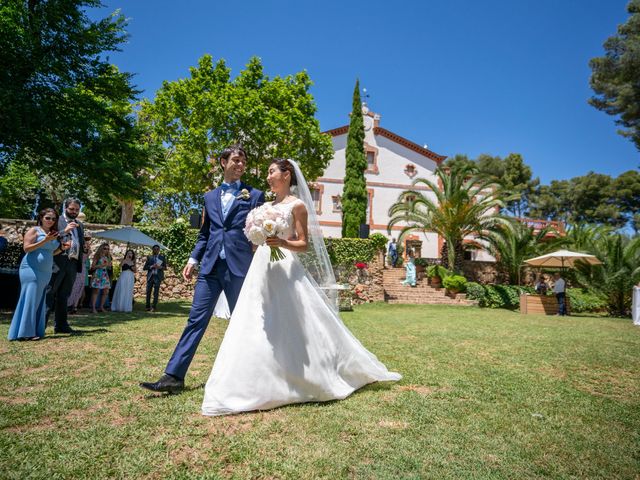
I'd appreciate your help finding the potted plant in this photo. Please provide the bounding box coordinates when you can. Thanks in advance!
[443,274,468,296]
[413,257,428,279]
[426,265,450,288]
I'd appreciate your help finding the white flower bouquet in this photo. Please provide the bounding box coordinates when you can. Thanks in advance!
[244,204,288,261]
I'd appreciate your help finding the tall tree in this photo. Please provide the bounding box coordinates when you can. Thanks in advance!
[446,153,539,217]
[589,0,640,151]
[612,170,640,232]
[141,55,333,220]
[0,1,154,216]
[341,80,368,238]
[388,165,515,272]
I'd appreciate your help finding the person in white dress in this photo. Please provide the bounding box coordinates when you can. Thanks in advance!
[633,283,640,326]
[111,249,136,312]
[202,159,401,416]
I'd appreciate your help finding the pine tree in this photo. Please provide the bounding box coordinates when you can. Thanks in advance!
[342,80,368,237]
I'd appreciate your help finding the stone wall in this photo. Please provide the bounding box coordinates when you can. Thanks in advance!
[461,260,502,284]
[335,250,386,305]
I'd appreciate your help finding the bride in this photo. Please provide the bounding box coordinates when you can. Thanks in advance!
[201,158,401,416]
[111,249,136,312]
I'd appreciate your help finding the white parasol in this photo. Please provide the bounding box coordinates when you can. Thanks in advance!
[91,226,167,250]
[524,249,602,268]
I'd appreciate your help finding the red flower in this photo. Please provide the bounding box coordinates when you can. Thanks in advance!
[355,262,368,270]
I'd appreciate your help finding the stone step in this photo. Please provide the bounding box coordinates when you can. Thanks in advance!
[386,299,476,306]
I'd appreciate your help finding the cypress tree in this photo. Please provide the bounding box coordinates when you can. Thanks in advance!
[342,80,368,237]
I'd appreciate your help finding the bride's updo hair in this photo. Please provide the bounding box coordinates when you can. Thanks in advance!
[271,158,297,186]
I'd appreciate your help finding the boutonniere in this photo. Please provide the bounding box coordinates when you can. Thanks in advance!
[238,188,251,200]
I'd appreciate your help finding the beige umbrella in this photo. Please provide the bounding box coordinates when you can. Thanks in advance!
[524,249,602,269]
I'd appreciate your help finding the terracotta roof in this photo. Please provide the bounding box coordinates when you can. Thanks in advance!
[324,125,446,164]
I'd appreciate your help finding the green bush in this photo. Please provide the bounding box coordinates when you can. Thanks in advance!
[566,288,608,313]
[138,222,199,273]
[466,282,485,302]
[368,233,388,252]
[413,257,429,267]
[426,265,451,279]
[472,284,536,309]
[325,238,378,268]
[443,275,467,292]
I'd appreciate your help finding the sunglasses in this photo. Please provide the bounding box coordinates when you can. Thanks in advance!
[43,217,56,221]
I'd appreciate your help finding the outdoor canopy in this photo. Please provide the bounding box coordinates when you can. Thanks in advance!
[524,249,602,268]
[91,226,167,250]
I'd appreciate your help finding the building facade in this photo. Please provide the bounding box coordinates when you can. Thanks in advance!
[313,106,461,260]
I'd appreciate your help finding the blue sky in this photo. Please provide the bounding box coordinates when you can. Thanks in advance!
[90,0,637,184]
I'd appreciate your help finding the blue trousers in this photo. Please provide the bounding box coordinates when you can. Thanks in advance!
[165,259,244,380]
[556,292,567,316]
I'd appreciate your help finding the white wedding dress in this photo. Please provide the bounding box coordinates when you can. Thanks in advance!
[202,201,401,416]
[111,267,135,312]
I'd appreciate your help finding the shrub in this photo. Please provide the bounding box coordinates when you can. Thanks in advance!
[473,284,536,309]
[325,238,378,268]
[443,275,467,292]
[413,257,429,267]
[368,233,388,252]
[426,265,451,279]
[566,288,608,313]
[466,282,485,302]
[138,222,199,273]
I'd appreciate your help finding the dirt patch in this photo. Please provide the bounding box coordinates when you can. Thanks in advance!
[0,395,34,405]
[397,384,451,396]
[572,368,640,401]
[377,419,409,429]
[537,365,567,380]
[4,416,56,433]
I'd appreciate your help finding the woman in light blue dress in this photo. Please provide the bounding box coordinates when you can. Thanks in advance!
[8,209,67,340]
[402,250,416,287]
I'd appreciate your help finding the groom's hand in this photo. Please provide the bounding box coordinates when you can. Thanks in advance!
[182,263,195,282]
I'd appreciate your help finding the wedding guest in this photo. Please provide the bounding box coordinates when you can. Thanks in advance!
[111,249,137,312]
[8,209,67,340]
[388,237,398,267]
[68,235,92,314]
[633,282,640,326]
[46,198,85,334]
[0,223,8,253]
[534,274,548,295]
[90,243,112,313]
[553,272,567,316]
[143,245,166,312]
[402,249,417,287]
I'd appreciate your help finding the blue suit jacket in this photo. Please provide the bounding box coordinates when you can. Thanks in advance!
[191,183,265,277]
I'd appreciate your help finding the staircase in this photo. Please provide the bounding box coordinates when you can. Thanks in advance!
[382,267,478,306]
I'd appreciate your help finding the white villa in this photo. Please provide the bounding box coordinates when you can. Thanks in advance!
[312,105,492,261]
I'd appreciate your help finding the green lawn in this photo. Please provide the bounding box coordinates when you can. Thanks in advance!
[1,302,639,479]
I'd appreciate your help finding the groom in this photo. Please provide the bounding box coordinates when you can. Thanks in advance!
[141,145,265,393]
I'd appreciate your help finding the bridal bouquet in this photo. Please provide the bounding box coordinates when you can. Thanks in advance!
[244,205,288,261]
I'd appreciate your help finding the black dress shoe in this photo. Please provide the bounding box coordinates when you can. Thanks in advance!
[54,327,78,334]
[140,374,184,393]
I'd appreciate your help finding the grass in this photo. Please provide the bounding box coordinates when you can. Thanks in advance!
[1,302,639,479]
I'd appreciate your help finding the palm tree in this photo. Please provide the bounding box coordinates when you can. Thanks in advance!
[572,232,640,317]
[387,165,514,272]
[479,221,561,285]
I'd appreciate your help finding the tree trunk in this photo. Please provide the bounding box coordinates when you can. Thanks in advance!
[119,199,134,225]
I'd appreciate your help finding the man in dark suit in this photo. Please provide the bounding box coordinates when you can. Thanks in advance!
[141,144,265,393]
[143,244,166,312]
[47,198,85,334]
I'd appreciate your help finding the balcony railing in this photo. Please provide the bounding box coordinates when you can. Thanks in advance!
[515,218,565,236]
